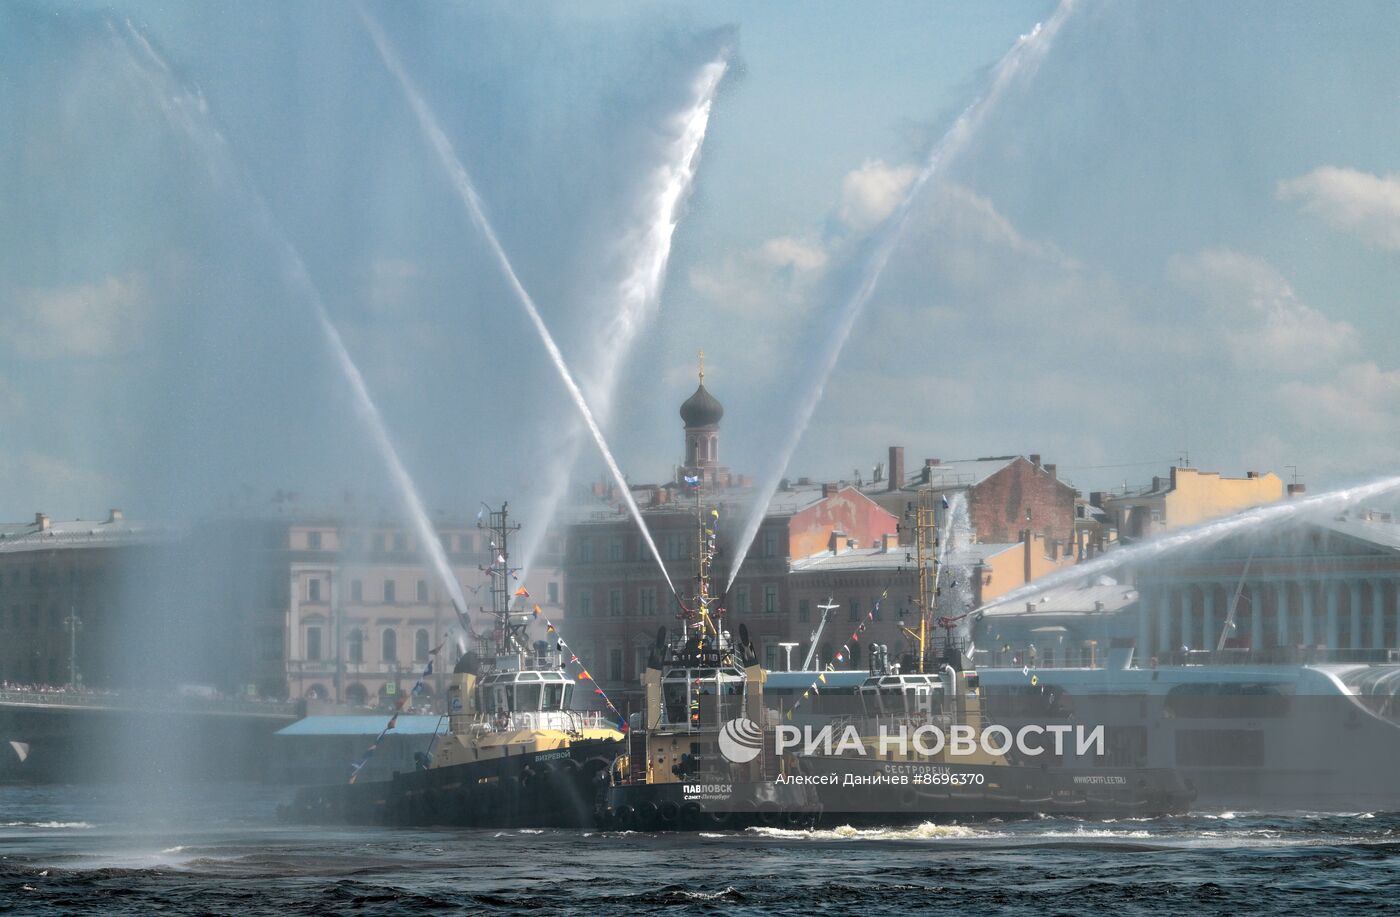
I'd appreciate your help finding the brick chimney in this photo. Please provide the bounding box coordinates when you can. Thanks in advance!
[35,512,50,531]
[1021,528,1033,583]
[107,509,124,523]
[1044,463,1057,480]
[887,446,904,492]
[827,531,850,554]
[1029,454,1041,468]
[1287,483,1307,497]
[822,483,837,498]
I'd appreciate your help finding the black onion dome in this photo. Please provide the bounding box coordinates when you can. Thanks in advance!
[680,383,724,427]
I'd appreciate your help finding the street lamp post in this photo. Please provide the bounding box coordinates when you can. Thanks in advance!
[63,609,83,688]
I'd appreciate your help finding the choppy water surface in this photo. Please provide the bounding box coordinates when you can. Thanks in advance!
[1,784,1396,915]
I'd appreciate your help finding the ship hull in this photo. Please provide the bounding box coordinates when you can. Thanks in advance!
[282,737,623,829]
[798,756,1193,821]
[598,779,820,832]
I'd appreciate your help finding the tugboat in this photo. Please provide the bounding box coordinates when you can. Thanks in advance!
[284,503,624,828]
[597,493,819,831]
[796,491,1194,821]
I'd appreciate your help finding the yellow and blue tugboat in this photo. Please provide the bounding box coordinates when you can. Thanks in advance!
[284,503,624,828]
[597,495,819,831]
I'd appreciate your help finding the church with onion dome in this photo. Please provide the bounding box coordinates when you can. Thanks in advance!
[677,351,735,489]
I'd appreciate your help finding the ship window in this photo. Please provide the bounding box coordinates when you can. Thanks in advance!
[516,683,542,711]
[1176,729,1265,766]
[1165,682,1293,718]
[542,683,565,711]
[663,680,687,724]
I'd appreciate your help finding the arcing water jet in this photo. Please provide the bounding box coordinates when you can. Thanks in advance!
[514,53,729,584]
[358,5,679,598]
[987,474,1400,612]
[113,19,471,630]
[726,1,1078,593]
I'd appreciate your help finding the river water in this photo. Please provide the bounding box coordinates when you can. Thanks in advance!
[1,784,1395,914]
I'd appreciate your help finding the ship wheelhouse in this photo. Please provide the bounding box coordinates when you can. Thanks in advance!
[659,660,747,730]
[857,673,943,718]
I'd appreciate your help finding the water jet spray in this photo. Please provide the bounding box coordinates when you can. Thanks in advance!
[358,4,680,599]
[726,1,1078,592]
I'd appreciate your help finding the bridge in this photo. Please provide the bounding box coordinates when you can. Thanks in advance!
[0,689,302,782]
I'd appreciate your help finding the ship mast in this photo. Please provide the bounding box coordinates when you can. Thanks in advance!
[900,489,939,673]
[478,501,523,654]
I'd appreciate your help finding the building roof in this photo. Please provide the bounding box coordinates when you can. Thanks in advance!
[978,580,1139,618]
[275,715,444,737]
[1316,515,1400,553]
[863,456,1019,495]
[0,516,164,555]
[572,481,878,524]
[789,542,1020,574]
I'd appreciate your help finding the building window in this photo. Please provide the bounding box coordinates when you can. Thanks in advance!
[608,537,623,562]
[384,579,396,603]
[765,645,777,670]
[460,534,475,554]
[258,629,283,662]
[577,591,592,617]
[609,589,623,617]
[345,532,363,552]
[308,578,321,602]
[640,587,657,617]
[609,647,623,682]
[307,531,322,551]
[849,645,861,668]
[440,533,452,553]
[382,628,397,662]
[415,628,430,662]
[306,626,322,661]
[735,587,750,614]
[393,533,407,552]
[351,580,363,602]
[346,683,368,706]
[763,531,778,558]
[799,599,811,623]
[416,579,428,603]
[849,600,860,623]
[372,533,386,553]
[548,582,559,605]
[764,585,778,614]
[871,599,882,622]
[348,629,364,663]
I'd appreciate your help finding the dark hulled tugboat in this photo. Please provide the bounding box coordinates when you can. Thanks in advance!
[284,503,625,828]
[597,493,819,832]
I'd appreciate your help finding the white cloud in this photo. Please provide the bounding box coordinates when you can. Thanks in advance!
[3,272,149,359]
[838,159,918,231]
[1277,166,1400,251]
[1168,249,1359,373]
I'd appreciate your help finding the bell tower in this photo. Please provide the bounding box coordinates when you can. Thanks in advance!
[679,350,726,485]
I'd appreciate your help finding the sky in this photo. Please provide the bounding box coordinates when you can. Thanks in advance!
[2,0,1399,527]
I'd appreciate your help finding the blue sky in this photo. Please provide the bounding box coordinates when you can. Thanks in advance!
[2,0,1398,526]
